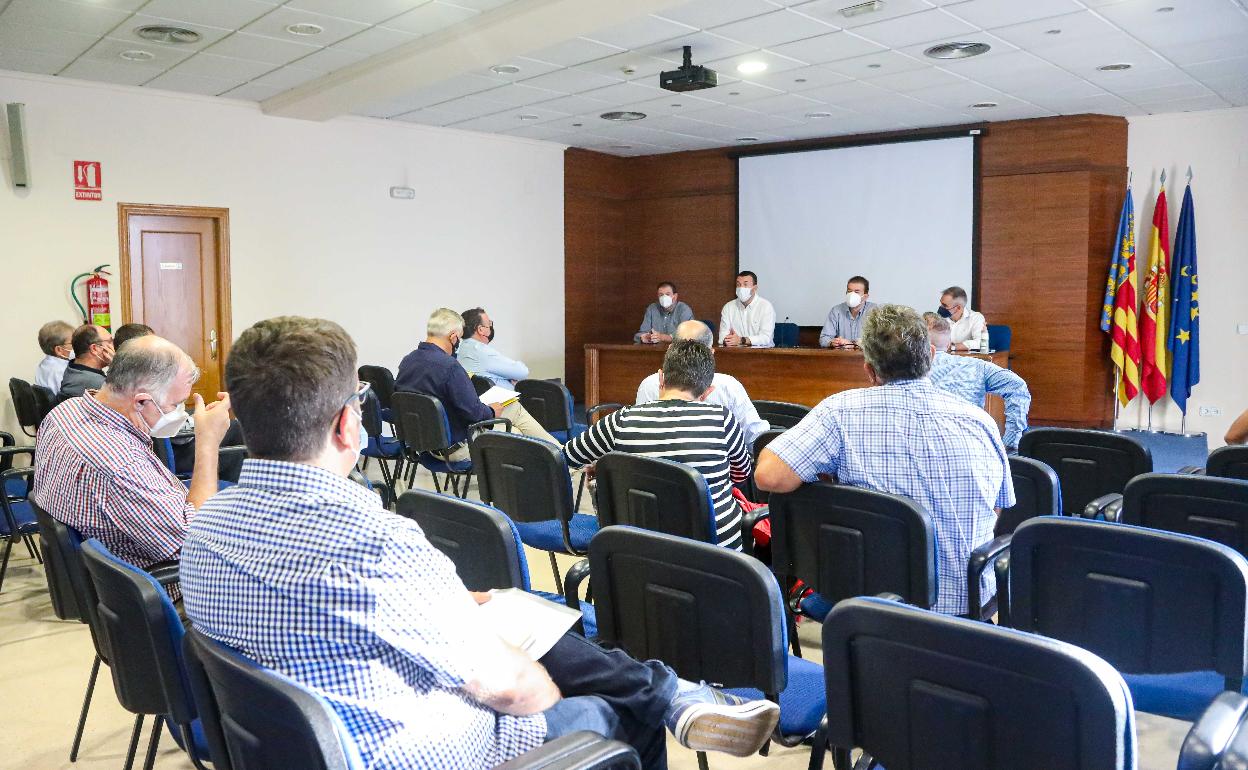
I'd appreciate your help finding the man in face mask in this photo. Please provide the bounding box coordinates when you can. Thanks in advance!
[34,320,75,394]
[937,286,989,352]
[457,307,530,387]
[34,335,233,572]
[57,323,115,403]
[719,271,776,348]
[819,276,876,349]
[636,281,693,344]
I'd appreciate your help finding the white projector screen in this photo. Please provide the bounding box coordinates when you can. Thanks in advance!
[738,136,975,327]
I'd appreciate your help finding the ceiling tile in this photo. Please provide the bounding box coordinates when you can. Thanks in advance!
[768,30,886,64]
[1098,0,1248,52]
[520,67,623,94]
[525,37,625,67]
[80,36,197,67]
[793,0,939,29]
[502,123,580,141]
[0,0,131,36]
[748,63,851,90]
[573,51,680,82]
[865,65,967,92]
[121,14,236,49]
[941,0,1083,29]
[1117,81,1216,103]
[1088,63,1202,94]
[291,44,370,72]
[449,106,571,132]
[905,79,1018,109]
[688,79,785,105]
[822,50,928,79]
[221,81,289,100]
[616,93,721,117]
[710,9,837,49]
[0,22,100,58]
[656,0,788,30]
[240,6,368,46]
[851,8,977,48]
[471,82,568,106]
[988,11,1119,49]
[391,107,464,126]
[478,56,564,82]
[167,52,277,80]
[396,72,507,108]
[137,0,279,30]
[1158,35,1248,67]
[893,30,1018,70]
[678,102,802,130]
[419,93,511,119]
[530,92,615,116]
[333,26,419,55]
[939,51,1105,99]
[1030,91,1145,116]
[703,48,807,78]
[145,69,247,95]
[577,80,668,107]
[440,0,516,12]
[1182,55,1248,83]
[586,15,699,50]
[205,32,321,65]
[60,58,167,87]
[1136,92,1233,113]
[0,47,79,74]
[284,0,432,25]
[735,90,824,112]
[248,65,323,89]
[384,1,478,36]
[798,78,896,103]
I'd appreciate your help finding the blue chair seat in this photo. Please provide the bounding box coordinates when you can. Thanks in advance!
[380,407,394,423]
[798,591,834,623]
[515,514,598,553]
[165,717,211,761]
[417,452,472,474]
[1123,671,1242,721]
[0,499,36,536]
[531,590,598,639]
[4,477,29,498]
[550,423,588,443]
[362,435,402,459]
[724,655,826,736]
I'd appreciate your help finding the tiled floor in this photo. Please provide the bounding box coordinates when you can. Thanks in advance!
[0,463,1193,770]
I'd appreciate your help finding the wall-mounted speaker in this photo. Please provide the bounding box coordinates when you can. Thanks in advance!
[6,103,30,189]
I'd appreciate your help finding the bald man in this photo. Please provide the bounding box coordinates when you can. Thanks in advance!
[635,320,770,444]
[57,324,114,402]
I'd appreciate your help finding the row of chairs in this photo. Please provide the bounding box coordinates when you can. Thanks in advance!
[9,377,56,438]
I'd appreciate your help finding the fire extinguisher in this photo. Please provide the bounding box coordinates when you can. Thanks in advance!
[71,264,112,329]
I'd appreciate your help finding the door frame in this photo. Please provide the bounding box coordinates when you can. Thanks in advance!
[116,202,233,369]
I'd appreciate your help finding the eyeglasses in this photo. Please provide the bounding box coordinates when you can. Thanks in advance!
[342,380,371,410]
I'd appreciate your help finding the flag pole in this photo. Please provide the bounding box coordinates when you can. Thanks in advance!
[1112,370,1122,431]
[1146,402,1155,433]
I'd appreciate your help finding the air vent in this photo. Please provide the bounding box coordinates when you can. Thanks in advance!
[135,25,201,44]
[923,42,991,59]
[285,23,324,36]
[491,64,521,75]
[119,50,155,62]
[600,111,646,121]
[1097,62,1133,71]
[969,102,998,109]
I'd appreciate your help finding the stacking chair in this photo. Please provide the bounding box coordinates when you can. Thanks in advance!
[357,365,395,424]
[566,526,825,763]
[747,428,786,504]
[32,384,56,426]
[986,323,1012,351]
[1006,517,1248,722]
[982,455,1063,624]
[572,403,625,511]
[751,401,810,429]
[81,539,210,770]
[9,377,40,438]
[494,732,642,769]
[392,391,509,497]
[0,444,40,592]
[358,390,402,499]
[516,379,586,442]
[471,431,596,593]
[1208,445,1248,481]
[1019,428,1151,515]
[471,374,494,396]
[217,446,248,485]
[1095,474,1248,554]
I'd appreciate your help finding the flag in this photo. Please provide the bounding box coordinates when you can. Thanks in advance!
[1140,183,1171,403]
[1108,189,1141,406]
[1100,190,1133,332]
[1168,183,1199,413]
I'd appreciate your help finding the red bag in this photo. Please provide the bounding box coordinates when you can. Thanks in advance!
[732,488,771,547]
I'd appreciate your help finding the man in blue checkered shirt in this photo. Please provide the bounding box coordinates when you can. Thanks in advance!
[756,304,1014,616]
[181,316,779,769]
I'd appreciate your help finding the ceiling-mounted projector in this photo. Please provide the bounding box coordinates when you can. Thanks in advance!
[659,46,717,92]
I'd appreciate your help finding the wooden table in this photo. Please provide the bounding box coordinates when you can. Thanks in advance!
[585,344,1009,434]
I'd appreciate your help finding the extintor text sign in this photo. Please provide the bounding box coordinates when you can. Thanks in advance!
[74,160,102,201]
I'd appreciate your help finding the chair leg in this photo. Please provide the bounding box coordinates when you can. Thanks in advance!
[807,717,829,770]
[574,471,587,511]
[697,751,709,770]
[831,748,853,770]
[142,716,162,770]
[0,538,11,594]
[21,531,39,560]
[28,534,42,563]
[430,472,442,494]
[787,607,803,658]
[548,552,564,595]
[122,714,145,770]
[70,655,101,762]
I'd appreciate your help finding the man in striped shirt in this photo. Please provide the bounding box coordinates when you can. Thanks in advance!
[565,340,753,550]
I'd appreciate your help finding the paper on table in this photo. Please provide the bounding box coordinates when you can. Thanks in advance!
[478,385,521,406]
[478,588,582,660]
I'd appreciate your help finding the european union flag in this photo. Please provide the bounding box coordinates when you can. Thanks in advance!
[1168,183,1199,413]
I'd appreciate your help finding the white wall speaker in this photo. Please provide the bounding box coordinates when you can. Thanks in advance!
[6,103,30,189]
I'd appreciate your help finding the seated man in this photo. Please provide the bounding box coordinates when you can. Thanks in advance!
[396,308,556,460]
[719,271,775,348]
[756,304,1013,616]
[57,324,114,402]
[925,313,1031,451]
[34,335,232,571]
[636,320,770,445]
[182,315,779,769]
[35,320,74,393]
[457,307,529,387]
[113,322,155,350]
[938,285,989,351]
[1227,408,1248,445]
[567,340,753,551]
[636,281,693,344]
[819,275,876,349]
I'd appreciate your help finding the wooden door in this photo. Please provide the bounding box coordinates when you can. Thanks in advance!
[118,204,231,405]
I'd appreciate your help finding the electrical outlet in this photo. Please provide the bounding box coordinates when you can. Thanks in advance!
[1199,406,1223,417]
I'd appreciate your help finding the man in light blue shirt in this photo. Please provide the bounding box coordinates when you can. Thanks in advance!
[925,313,1030,450]
[458,307,530,387]
[819,275,877,348]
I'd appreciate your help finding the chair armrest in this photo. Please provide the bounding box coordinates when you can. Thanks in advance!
[1177,465,1206,475]
[1176,691,1248,770]
[968,534,1012,622]
[0,431,14,447]
[740,505,768,558]
[0,446,35,462]
[146,561,181,587]
[583,403,624,426]
[874,592,904,603]
[1082,493,1124,521]
[564,559,592,636]
[470,418,513,434]
[494,731,640,770]
[994,554,1012,627]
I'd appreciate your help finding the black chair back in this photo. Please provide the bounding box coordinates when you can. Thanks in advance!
[183,628,362,770]
[1019,428,1151,514]
[1118,473,1248,555]
[32,384,55,427]
[35,504,108,661]
[471,375,494,397]
[80,539,195,724]
[472,431,576,526]
[9,378,39,435]
[768,482,936,609]
[586,526,787,695]
[822,597,1133,770]
[516,379,574,433]
[360,390,385,440]
[996,455,1061,536]
[750,429,787,504]
[218,446,248,484]
[396,490,526,592]
[356,365,395,411]
[1008,517,1248,685]
[1209,446,1248,482]
[594,452,716,544]
[752,401,810,429]
[34,502,80,622]
[392,391,454,454]
[495,732,641,770]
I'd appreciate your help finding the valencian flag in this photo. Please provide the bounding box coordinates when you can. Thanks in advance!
[1101,189,1133,331]
[1140,182,1171,403]
[1108,188,1141,405]
[1169,182,1199,413]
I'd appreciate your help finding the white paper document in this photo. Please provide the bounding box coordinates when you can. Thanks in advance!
[478,386,521,406]
[478,588,582,660]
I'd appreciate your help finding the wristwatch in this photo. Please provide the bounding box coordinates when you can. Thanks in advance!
[743,337,751,347]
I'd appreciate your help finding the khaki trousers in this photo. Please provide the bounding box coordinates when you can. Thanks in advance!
[446,401,558,462]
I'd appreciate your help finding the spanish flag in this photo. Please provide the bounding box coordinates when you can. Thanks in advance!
[1109,188,1141,406]
[1140,183,1171,403]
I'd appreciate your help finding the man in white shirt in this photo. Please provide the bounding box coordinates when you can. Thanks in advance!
[457,307,530,387]
[35,320,74,393]
[636,320,770,445]
[938,286,989,351]
[719,271,775,348]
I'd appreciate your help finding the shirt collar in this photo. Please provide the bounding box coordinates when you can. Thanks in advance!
[236,458,381,509]
[417,341,448,357]
[81,390,151,444]
[68,361,106,375]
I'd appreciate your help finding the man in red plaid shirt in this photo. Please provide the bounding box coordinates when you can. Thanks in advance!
[34,335,233,570]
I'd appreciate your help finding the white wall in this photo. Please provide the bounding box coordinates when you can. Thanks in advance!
[0,71,565,440]
[1118,106,1248,447]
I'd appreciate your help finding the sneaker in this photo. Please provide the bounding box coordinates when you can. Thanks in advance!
[665,683,780,757]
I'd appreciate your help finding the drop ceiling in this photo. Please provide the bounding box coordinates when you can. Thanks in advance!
[0,0,1245,156]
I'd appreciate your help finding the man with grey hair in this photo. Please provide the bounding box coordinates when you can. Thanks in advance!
[756,304,1014,616]
[395,308,555,462]
[937,285,989,351]
[34,320,75,393]
[34,335,233,571]
[635,320,769,444]
[57,323,114,402]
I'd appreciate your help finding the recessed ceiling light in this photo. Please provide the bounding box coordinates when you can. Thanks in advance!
[969,101,998,109]
[839,0,884,18]
[736,60,768,74]
[806,111,834,118]
[1097,62,1133,71]
[1044,29,1062,35]
[1156,5,1174,11]
[867,63,882,69]
[135,24,200,44]
[490,64,521,75]
[924,42,991,59]
[285,22,323,36]
[737,137,759,142]
[600,111,646,121]
[517,114,539,120]
[119,49,154,62]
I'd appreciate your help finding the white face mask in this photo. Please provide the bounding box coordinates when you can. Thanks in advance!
[735,286,753,303]
[844,291,863,309]
[356,411,369,460]
[658,294,674,309]
[143,400,189,439]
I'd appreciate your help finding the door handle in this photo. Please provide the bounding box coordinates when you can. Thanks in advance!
[209,329,218,360]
